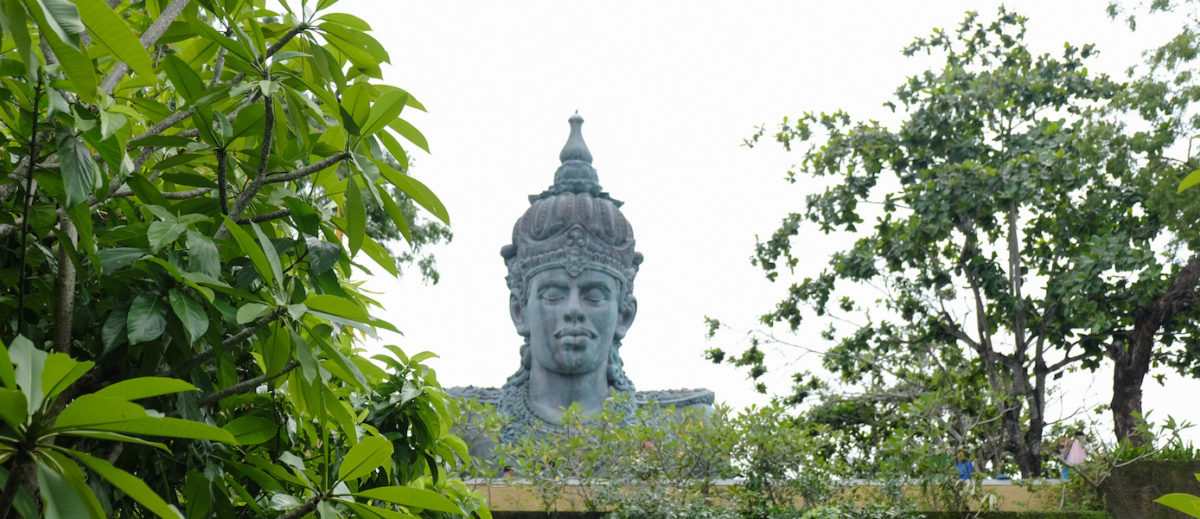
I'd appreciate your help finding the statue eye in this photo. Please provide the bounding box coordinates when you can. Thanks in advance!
[582,288,608,303]
[539,287,566,302]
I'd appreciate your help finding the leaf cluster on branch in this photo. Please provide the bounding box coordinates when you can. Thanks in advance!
[0,0,477,517]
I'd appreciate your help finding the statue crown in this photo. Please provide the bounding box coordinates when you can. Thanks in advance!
[501,114,643,299]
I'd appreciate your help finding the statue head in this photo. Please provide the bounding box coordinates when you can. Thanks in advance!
[501,114,643,393]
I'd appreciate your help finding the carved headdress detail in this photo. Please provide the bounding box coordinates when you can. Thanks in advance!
[501,114,644,299]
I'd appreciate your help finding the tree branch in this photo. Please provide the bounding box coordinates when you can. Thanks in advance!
[110,187,213,200]
[237,209,290,225]
[265,152,351,184]
[198,360,299,406]
[100,0,193,93]
[216,146,229,215]
[276,495,324,519]
[167,307,288,378]
[208,47,226,89]
[52,215,78,353]
[16,77,44,337]
[130,109,197,144]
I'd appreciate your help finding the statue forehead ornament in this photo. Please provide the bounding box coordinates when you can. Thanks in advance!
[501,114,643,295]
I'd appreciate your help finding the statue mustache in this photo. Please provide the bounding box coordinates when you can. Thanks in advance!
[554,327,596,339]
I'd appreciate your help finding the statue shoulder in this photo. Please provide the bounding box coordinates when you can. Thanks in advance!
[445,386,504,406]
[636,388,716,409]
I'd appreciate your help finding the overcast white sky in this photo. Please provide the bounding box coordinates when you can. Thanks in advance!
[344,0,1200,445]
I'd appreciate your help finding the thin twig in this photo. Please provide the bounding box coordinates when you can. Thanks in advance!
[265,152,351,184]
[16,77,44,337]
[166,307,288,378]
[198,360,299,406]
[52,215,78,353]
[100,0,193,93]
[208,47,227,89]
[217,147,229,214]
[236,209,290,225]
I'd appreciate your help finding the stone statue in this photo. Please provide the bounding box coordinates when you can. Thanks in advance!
[449,114,713,448]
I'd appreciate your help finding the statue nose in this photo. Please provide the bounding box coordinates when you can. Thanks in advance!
[563,295,585,322]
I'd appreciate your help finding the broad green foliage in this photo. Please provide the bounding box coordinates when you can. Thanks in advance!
[0,0,478,517]
[469,397,992,518]
[714,8,1200,478]
[1156,475,1200,517]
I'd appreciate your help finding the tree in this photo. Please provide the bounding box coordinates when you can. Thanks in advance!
[1106,0,1200,446]
[0,0,480,517]
[718,8,1200,477]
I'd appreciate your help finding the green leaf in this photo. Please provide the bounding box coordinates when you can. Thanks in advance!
[319,12,370,30]
[1156,493,1200,517]
[55,395,235,442]
[37,454,104,519]
[32,0,84,42]
[304,294,369,323]
[0,337,16,389]
[92,376,197,401]
[353,486,461,514]
[337,435,393,482]
[223,216,275,287]
[376,129,409,171]
[321,24,380,74]
[99,247,147,275]
[345,174,365,256]
[378,162,448,225]
[362,89,408,138]
[10,335,47,411]
[341,83,371,134]
[147,220,186,251]
[63,430,168,451]
[24,0,95,102]
[378,188,413,243]
[0,388,28,429]
[41,352,92,400]
[126,292,168,344]
[305,238,341,275]
[55,394,152,428]
[73,451,183,519]
[283,198,319,236]
[55,129,98,208]
[335,500,419,519]
[2,0,34,75]
[101,308,127,353]
[187,16,253,63]
[360,234,397,276]
[222,415,277,445]
[70,0,156,81]
[236,302,270,324]
[168,288,209,344]
[290,329,317,382]
[388,117,428,153]
[67,202,98,275]
[1180,169,1200,193]
[251,223,284,291]
[184,471,212,519]
[161,53,204,104]
[186,230,220,279]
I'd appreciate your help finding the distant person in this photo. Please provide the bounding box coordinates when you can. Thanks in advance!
[1059,431,1087,478]
[956,451,974,479]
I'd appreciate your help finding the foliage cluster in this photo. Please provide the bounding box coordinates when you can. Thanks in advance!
[456,397,1024,519]
[0,0,472,517]
[707,4,1200,480]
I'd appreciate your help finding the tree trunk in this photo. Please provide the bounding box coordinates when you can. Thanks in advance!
[1112,253,1200,445]
[1112,359,1146,445]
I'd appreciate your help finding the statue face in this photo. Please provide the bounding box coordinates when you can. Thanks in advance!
[513,267,634,376]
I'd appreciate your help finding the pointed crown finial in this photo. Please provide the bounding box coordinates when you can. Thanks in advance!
[539,113,605,199]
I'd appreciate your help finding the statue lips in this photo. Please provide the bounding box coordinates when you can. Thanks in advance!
[554,327,597,350]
